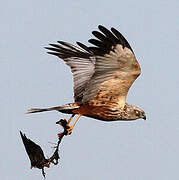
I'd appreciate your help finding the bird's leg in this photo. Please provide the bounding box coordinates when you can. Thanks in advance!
[56,114,81,136]
[67,114,75,124]
[66,114,81,135]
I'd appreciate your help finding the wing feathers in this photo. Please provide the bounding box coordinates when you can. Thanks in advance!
[80,26,140,104]
[76,41,92,53]
[98,25,118,43]
[86,25,134,56]
[111,27,133,53]
[92,31,107,42]
[46,25,140,105]
[46,41,95,102]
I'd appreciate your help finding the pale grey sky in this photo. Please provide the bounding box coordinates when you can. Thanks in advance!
[1,0,179,179]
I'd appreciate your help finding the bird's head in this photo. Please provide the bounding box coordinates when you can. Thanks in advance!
[126,104,146,120]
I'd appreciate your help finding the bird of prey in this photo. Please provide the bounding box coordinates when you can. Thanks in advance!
[27,25,146,135]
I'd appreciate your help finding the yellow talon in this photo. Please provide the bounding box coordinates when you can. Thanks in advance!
[66,126,73,135]
[57,114,81,136]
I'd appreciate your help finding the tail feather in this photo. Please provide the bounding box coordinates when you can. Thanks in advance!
[26,108,52,114]
[26,104,79,114]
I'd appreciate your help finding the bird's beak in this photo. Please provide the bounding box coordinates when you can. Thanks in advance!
[143,115,146,120]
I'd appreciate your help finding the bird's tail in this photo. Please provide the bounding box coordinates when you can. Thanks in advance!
[26,103,79,114]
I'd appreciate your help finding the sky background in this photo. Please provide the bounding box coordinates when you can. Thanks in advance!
[1,0,179,179]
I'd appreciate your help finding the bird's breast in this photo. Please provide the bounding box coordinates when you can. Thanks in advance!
[72,104,127,121]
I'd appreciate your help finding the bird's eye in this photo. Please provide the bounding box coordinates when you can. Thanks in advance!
[135,110,139,115]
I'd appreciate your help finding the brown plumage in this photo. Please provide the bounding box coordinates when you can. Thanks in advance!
[27,25,146,134]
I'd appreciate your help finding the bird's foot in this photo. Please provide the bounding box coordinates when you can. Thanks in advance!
[43,162,50,168]
[56,119,73,135]
[57,133,64,138]
[65,125,73,135]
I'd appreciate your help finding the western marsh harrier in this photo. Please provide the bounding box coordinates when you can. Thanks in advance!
[27,25,146,134]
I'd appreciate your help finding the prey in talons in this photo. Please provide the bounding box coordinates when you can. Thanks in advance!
[56,114,81,135]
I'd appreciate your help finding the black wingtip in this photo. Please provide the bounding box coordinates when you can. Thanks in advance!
[110,27,134,52]
[57,40,64,44]
[46,52,60,56]
[98,25,104,29]
[98,25,111,34]
[111,27,116,32]
[76,41,92,53]
[44,47,54,51]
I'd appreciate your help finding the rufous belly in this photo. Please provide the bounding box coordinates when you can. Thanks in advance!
[72,104,120,121]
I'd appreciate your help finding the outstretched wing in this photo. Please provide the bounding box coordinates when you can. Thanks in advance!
[46,25,141,106]
[45,41,95,102]
[80,25,141,106]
